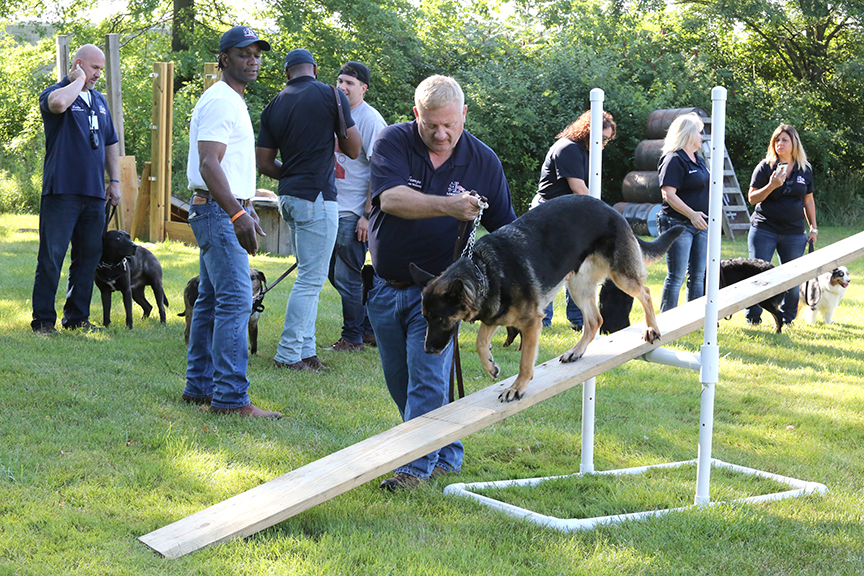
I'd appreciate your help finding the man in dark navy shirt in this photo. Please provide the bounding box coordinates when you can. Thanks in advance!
[32,44,120,334]
[256,48,362,372]
[367,75,516,491]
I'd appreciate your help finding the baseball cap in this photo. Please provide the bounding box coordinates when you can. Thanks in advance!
[284,49,316,70]
[219,26,271,52]
[339,61,371,86]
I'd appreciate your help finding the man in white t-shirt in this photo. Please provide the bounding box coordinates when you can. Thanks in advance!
[327,61,388,352]
[181,26,281,418]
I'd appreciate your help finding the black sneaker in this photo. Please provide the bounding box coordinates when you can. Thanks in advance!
[379,472,421,492]
[33,324,57,335]
[63,320,104,333]
[746,317,762,326]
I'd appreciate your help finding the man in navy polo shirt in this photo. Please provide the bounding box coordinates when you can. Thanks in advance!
[33,44,120,334]
[257,48,362,372]
[367,75,516,491]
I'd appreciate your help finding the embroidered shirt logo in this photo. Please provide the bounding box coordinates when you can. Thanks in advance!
[99,104,107,115]
[797,175,806,185]
[447,182,468,196]
[71,104,85,112]
[688,169,698,174]
[407,176,422,189]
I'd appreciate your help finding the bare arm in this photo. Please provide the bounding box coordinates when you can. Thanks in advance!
[104,143,120,206]
[803,193,818,244]
[255,146,282,180]
[47,65,86,114]
[566,177,589,195]
[661,185,708,230]
[379,186,483,221]
[338,126,362,160]
[200,140,263,255]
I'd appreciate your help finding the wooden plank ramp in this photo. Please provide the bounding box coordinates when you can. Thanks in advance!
[140,232,864,558]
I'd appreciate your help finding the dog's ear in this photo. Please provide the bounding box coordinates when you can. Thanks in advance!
[446,278,468,302]
[252,268,266,285]
[409,263,437,287]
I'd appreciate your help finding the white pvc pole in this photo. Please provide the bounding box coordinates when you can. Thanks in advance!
[581,88,604,474]
[695,86,726,504]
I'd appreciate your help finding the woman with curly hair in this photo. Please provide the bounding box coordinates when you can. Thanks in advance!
[534,110,616,328]
[746,124,817,327]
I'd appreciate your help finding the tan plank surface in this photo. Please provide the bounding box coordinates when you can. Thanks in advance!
[140,232,864,558]
[164,221,197,246]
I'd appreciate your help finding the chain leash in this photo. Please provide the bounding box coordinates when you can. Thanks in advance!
[460,197,488,260]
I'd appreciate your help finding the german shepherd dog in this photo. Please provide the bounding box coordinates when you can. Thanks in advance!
[409,195,684,402]
[178,269,267,355]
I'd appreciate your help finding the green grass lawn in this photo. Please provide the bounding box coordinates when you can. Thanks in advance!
[1,213,863,575]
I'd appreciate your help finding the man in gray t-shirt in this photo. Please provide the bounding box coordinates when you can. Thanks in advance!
[328,61,388,351]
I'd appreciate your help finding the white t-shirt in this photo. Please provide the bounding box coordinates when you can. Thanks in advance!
[334,101,387,216]
[186,80,256,200]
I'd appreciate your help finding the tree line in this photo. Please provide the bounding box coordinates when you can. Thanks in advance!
[2,0,863,223]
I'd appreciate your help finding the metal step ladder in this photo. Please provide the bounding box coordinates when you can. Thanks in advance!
[700,117,751,240]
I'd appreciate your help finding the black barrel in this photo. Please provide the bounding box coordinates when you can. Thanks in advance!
[634,139,665,171]
[645,107,709,139]
[621,171,662,204]
[613,202,661,237]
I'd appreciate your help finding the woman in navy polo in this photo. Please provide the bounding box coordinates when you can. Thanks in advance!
[746,124,817,326]
[656,113,710,312]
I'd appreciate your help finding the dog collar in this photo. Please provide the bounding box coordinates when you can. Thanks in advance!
[97,256,129,273]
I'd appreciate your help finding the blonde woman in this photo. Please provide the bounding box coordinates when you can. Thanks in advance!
[656,112,710,312]
[746,124,817,327]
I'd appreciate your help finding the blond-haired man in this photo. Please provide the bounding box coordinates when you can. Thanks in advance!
[367,75,516,490]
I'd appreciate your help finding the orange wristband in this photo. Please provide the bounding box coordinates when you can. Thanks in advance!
[230,209,246,223]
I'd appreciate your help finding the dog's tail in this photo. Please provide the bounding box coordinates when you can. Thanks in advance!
[638,225,685,265]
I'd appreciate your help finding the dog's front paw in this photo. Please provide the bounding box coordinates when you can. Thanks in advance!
[486,362,500,380]
[498,385,524,402]
[643,327,661,343]
[559,349,585,363]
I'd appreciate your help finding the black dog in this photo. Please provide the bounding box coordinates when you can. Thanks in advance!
[94,230,168,329]
[410,195,684,402]
[178,269,267,355]
[719,257,784,333]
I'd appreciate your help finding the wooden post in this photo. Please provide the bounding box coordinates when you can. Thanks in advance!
[132,162,152,241]
[203,62,220,90]
[118,156,138,234]
[149,62,173,242]
[55,35,70,80]
[104,33,126,156]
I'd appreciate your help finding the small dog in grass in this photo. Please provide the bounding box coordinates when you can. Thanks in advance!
[798,266,851,324]
[95,230,168,329]
[179,269,267,355]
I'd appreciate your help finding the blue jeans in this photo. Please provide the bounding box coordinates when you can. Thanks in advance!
[275,194,338,364]
[328,213,372,343]
[366,274,463,478]
[543,290,583,328]
[658,213,708,312]
[184,197,253,409]
[747,226,807,324]
[32,194,105,329]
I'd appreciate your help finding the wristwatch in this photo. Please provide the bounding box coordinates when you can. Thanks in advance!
[362,211,371,219]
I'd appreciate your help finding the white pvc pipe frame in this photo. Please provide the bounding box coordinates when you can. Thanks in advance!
[444,87,828,530]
